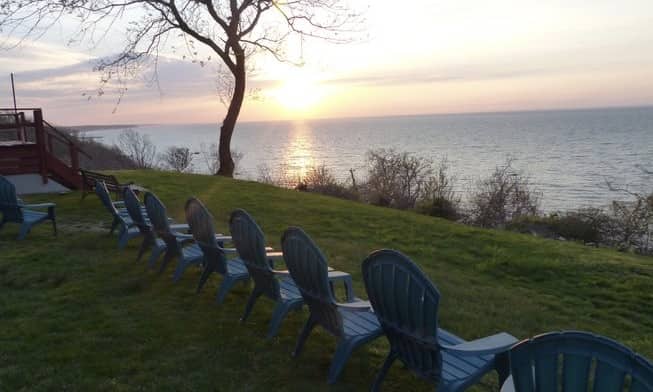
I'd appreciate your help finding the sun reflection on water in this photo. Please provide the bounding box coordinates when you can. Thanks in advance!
[282,121,315,181]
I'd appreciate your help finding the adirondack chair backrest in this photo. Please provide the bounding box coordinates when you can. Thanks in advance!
[144,192,171,236]
[95,180,120,217]
[229,209,278,300]
[362,249,443,383]
[0,176,22,222]
[281,227,342,336]
[510,331,653,392]
[123,187,148,231]
[184,197,227,274]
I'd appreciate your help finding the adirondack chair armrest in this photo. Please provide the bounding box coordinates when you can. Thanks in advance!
[265,246,273,251]
[174,233,194,240]
[272,269,291,277]
[216,246,238,254]
[113,201,126,207]
[337,299,372,312]
[170,223,190,232]
[23,202,56,209]
[266,251,283,259]
[440,332,518,357]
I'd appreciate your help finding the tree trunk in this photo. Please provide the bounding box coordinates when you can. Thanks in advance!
[217,54,246,177]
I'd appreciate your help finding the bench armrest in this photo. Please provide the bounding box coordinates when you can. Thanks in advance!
[440,332,518,357]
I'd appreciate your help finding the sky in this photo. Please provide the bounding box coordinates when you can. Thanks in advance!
[0,0,652,125]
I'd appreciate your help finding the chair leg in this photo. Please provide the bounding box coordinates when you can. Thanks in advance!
[172,258,191,282]
[327,339,357,384]
[196,260,215,293]
[155,250,175,271]
[240,289,263,322]
[267,301,298,339]
[110,216,119,235]
[147,244,165,267]
[495,351,511,386]
[17,222,31,240]
[215,275,241,304]
[371,351,398,392]
[48,207,57,236]
[292,315,317,358]
[136,236,153,262]
[118,230,129,250]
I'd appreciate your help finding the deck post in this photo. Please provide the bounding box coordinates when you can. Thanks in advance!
[33,109,48,184]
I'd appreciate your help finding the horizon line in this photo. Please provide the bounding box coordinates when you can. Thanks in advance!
[62,103,653,129]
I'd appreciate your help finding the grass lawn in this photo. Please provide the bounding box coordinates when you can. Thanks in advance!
[1,170,652,391]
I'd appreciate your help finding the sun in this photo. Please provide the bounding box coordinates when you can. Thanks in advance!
[270,71,324,115]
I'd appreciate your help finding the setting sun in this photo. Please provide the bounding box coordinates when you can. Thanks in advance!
[270,71,325,115]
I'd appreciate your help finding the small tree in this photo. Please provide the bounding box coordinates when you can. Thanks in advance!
[160,146,194,172]
[364,149,432,209]
[468,159,541,228]
[0,1,359,177]
[417,158,461,220]
[115,129,156,169]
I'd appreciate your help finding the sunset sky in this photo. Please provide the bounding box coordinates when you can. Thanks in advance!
[0,0,652,125]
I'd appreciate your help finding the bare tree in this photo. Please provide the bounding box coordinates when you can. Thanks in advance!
[0,1,359,177]
[116,129,156,169]
[468,158,541,228]
[363,149,433,209]
[160,146,194,172]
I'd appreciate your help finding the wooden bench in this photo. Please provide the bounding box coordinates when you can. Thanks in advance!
[80,169,143,200]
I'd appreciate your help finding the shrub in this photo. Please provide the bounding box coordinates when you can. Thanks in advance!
[603,198,652,253]
[362,149,432,209]
[297,165,359,200]
[468,159,541,228]
[159,146,194,172]
[416,158,461,220]
[509,208,608,244]
[115,129,156,169]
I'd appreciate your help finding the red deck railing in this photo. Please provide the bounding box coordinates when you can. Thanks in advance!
[0,108,89,188]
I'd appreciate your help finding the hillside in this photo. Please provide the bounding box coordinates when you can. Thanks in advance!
[1,170,652,391]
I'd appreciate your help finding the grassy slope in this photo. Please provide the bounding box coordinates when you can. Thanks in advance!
[1,170,652,391]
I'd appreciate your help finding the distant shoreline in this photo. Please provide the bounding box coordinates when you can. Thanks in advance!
[66,124,143,133]
[61,104,653,130]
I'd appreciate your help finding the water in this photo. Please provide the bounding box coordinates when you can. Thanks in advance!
[86,106,653,212]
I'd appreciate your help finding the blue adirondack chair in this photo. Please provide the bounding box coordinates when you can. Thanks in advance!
[95,180,140,249]
[123,186,165,262]
[143,192,202,280]
[281,227,382,384]
[184,197,248,303]
[230,209,303,338]
[361,249,518,391]
[506,331,653,392]
[0,176,57,240]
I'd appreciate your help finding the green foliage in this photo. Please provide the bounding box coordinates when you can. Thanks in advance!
[1,170,652,391]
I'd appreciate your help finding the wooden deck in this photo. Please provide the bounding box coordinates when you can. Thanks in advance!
[0,108,87,190]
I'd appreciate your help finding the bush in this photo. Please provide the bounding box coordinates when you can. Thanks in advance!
[509,208,608,244]
[416,158,461,220]
[296,165,359,200]
[115,129,156,169]
[468,159,541,228]
[159,146,194,172]
[362,149,432,209]
[603,198,652,253]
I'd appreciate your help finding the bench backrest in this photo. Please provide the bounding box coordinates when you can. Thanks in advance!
[81,170,120,189]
